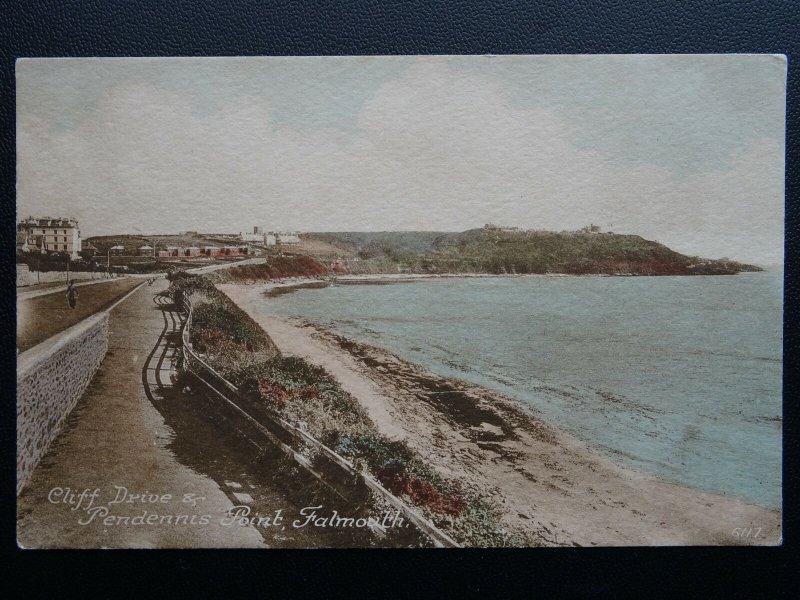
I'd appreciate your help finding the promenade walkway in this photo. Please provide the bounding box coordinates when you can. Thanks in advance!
[17,278,360,548]
[16,280,266,548]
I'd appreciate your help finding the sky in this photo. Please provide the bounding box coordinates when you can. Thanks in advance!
[16,55,786,264]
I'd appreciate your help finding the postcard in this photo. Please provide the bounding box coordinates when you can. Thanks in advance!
[16,55,785,548]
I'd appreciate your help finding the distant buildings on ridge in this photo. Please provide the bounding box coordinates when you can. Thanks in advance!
[239,226,300,245]
[483,223,520,233]
[157,245,250,258]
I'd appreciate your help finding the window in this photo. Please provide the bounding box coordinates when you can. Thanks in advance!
[63,245,67,250]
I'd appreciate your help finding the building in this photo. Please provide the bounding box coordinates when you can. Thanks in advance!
[206,245,248,256]
[483,223,520,233]
[81,243,99,258]
[222,245,248,256]
[239,226,288,246]
[239,225,265,242]
[276,231,300,244]
[17,216,82,260]
[239,231,264,242]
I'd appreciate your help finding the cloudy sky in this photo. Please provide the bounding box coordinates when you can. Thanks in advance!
[17,55,785,264]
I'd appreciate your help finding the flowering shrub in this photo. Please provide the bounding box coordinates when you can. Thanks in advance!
[256,378,320,410]
[333,432,466,519]
[377,470,465,517]
[257,379,293,410]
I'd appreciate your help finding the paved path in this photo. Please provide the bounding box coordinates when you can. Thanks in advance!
[17,280,362,548]
[186,257,263,274]
[16,278,145,353]
[16,280,266,548]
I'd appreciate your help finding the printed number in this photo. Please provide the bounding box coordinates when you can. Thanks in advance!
[732,527,762,538]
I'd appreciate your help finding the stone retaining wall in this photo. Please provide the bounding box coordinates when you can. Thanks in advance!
[16,313,109,495]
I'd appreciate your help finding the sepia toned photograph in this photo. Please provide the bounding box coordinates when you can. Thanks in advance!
[16,55,784,548]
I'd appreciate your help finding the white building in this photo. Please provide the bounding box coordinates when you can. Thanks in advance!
[239,227,290,246]
[276,231,300,244]
[17,216,82,260]
[239,231,264,242]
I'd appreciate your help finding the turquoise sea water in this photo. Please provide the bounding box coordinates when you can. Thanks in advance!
[259,271,783,508]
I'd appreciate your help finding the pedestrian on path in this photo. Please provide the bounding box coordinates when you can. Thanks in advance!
[66,280,78,309]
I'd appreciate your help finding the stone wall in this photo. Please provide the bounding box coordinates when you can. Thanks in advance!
[17,313,109,495]
[16,264,30,286]
[17,265,107,287]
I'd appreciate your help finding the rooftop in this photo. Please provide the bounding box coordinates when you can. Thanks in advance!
[18,216,79,229]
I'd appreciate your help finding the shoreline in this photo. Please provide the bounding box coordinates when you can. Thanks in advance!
[251,272,608,298]
[253,272,638,298]
[218,282,781,546]
[222,269,778,299]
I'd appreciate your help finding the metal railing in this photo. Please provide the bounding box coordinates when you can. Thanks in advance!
[176,292,460,548]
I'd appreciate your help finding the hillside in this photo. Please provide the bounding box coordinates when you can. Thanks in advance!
[307,231,470,258]
[305,229,762,276]
[84,233,234,255]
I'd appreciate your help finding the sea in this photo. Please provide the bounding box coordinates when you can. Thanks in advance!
[257,270,783,509]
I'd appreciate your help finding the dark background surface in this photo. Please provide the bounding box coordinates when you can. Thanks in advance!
[0,0,797,596]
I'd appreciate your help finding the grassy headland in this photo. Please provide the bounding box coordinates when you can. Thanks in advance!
[305,229,762,276]
[67,227,763,278]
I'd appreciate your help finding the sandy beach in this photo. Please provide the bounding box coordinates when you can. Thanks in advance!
[218,282,781,546]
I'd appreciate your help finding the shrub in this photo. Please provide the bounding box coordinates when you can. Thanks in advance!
[214,255,330,283]
[452,497,512,547]
[167,271,217,296]
[332,431,465,518]
[233,356,370,425]
[191,300,271,351]
[376,469,465,517]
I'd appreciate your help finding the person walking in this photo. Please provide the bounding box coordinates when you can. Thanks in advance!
[66,280,78,309]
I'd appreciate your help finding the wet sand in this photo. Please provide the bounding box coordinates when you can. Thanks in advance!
[219,283,782,547]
